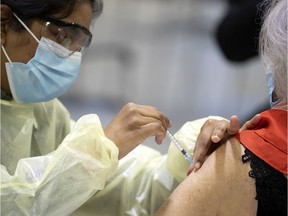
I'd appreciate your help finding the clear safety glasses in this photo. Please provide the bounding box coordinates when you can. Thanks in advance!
[40,16,93,57]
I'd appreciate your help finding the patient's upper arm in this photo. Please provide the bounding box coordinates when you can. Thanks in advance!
[156,138,257,216]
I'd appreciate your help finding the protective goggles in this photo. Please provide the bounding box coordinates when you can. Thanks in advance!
[40,16,92,57]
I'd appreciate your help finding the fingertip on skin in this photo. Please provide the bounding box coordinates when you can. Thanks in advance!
[194,161,201,170]
[187,162,201,175]
[211,135,221,143]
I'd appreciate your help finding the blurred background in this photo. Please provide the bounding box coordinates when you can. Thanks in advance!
[59,0,268,153]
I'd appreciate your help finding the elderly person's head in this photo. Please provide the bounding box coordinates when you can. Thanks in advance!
[260,0,287,106]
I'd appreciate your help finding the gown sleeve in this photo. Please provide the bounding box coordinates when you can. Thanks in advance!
[1,103,119,216]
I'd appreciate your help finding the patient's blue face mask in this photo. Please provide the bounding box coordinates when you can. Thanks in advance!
[266,71,280,108]
[1,14,82,103]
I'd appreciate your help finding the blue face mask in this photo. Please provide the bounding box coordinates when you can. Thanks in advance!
[266,72,280,108]
[1,14,82,103]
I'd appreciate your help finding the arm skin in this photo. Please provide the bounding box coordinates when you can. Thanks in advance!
[156,138,257,216]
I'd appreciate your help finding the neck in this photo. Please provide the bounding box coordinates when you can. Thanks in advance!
[272,98,288,111]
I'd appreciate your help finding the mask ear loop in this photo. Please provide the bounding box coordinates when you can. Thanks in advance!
[1,45,12,63]
[12,13,40,44]
[1,13,40,64]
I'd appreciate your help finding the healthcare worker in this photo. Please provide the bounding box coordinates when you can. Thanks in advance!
[0,0,229,215]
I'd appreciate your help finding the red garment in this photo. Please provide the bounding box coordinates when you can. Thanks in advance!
[235,109,287,175]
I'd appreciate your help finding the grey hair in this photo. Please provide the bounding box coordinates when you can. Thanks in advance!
[260,0,287,100]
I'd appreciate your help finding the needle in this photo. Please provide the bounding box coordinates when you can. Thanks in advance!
[166,129,193,164]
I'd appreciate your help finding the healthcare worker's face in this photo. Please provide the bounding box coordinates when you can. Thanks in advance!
[0,0,93,94]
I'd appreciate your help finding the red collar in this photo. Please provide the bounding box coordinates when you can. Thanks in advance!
[236,109,287,175]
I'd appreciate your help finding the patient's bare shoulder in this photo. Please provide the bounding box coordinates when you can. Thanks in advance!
[156,138,257,216]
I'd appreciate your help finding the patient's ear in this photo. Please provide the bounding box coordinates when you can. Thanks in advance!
[1,4,13,45]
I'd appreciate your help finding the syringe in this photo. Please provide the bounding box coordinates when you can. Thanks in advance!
[166,129,193,164]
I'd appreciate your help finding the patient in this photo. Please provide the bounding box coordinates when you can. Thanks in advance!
[156,0,287,215]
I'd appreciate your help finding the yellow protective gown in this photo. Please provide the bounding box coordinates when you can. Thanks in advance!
[0,98,225,215]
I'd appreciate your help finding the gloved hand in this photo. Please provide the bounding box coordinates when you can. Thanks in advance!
[104,102,171,159]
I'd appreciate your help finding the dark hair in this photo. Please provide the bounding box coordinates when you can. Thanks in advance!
[2,0,103,30]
